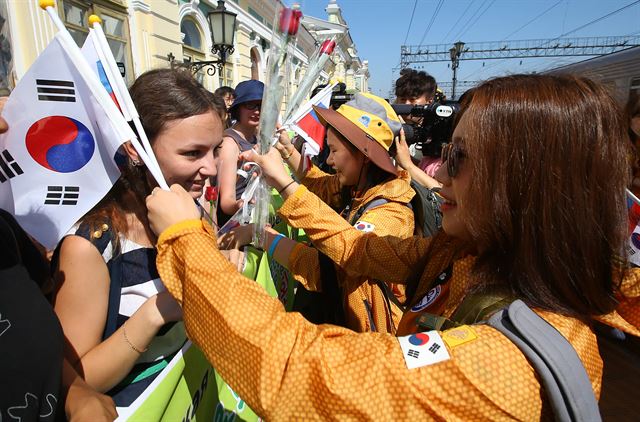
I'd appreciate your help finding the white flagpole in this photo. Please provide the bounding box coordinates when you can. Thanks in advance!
[40,1,168,189]
[88,15,167,189]
[628,188,640,206]
[285,82,337,126]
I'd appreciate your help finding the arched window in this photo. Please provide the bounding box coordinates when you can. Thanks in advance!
[250,47,261,80]
[181,18,202,51]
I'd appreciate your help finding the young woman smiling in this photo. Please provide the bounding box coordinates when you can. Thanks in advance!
[52,69,225,406]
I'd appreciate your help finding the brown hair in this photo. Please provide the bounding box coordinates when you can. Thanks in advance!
[80,68,225,246]
[459,74,630,317]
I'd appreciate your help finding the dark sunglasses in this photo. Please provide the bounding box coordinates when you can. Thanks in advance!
[242,102,262,111]
[441,143,465,178]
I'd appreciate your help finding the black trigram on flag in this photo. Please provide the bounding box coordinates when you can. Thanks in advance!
[36,79,76,102]
[407,349,420,359]
[45,186,80,205]
[0,149,24,183]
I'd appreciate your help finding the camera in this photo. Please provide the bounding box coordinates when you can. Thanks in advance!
[391,101,460,157]
[312,82,354,109]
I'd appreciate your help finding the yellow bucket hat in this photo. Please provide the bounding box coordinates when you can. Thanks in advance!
[313,92,402,175]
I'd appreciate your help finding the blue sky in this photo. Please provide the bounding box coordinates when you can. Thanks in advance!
[299,0,640,98]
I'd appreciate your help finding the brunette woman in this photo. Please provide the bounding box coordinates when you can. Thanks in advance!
[147,74,639,419]
[52,68,225,406]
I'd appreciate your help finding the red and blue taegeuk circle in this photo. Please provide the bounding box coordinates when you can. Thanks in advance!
[408,332,430,346]
[25,116,95,173]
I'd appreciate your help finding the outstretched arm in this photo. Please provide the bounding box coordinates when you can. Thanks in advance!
[147,185,546,420]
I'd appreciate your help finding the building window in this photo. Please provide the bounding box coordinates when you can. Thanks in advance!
[59,0,134,82]
[218,63,233,88]
[250,47,260,80]
[181,18,202,51]
[180,17,205,85]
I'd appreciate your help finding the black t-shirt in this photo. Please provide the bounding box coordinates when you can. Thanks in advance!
[0,211,63,421]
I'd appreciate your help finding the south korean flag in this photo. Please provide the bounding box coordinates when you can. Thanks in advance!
[0,34,127,248]
[354,220,375,233]
[398,331,450,369]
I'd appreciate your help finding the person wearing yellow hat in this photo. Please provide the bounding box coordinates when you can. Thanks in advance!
[221,92,415,333]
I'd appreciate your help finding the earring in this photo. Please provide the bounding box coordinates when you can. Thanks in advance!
[130,158,142,167]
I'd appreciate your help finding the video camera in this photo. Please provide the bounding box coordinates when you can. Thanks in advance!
[312,82,354,110]
[391,101,460,157]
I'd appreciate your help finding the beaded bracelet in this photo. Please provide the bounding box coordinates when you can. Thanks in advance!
[123,322,148,354]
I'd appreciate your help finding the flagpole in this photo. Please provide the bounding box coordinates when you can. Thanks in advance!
[39,0,168,190]
[286,82,336,125]
[628,188,640,206]
[88,15,167,190]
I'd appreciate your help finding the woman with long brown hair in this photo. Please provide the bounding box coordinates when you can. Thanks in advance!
[146,74,639,419]
[52,68,225,407]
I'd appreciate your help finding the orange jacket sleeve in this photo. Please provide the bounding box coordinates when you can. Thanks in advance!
[279,185,431,284]
[288,199,415,294]
[155,220,597,420]
[300,165,343,209]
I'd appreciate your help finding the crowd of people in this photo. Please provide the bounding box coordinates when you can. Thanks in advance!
[2,61,640,420]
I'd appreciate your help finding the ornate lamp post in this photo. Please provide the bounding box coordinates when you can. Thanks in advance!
[169,0,237,76]
[449,41,465,100]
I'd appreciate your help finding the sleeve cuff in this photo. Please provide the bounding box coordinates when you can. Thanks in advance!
[288,242,306,268]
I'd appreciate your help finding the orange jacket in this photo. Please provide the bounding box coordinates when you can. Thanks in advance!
[156,186,640,420]
[287,165,415,333]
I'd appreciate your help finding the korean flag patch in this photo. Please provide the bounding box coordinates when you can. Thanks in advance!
[354,221,375,232]
[398,331,450,369]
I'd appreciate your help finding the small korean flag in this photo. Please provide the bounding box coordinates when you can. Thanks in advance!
[398,331,450,370]
[354,221,375,232]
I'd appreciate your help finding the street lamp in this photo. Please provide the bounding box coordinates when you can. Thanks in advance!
[169,0,237,76]
[449,41,465,100]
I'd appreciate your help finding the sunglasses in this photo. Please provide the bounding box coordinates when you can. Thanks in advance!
[242,102,262,111]
[441,143,465,178]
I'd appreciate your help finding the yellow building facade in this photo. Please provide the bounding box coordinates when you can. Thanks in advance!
[1,0,369,98]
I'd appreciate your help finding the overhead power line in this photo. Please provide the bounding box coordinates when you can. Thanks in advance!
[403,0,418,46]
[462,0,640,80]
[440,0,477,43]
[502,0,563,41]
[418,0,445,46]
[454,0,497,41]
[557,0,640,39]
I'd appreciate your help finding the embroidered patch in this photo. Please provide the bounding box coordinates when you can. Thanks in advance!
[359,115,371,127]
[410,285,441,312]
[442,325,478,348]
[354,221,375,232]
[398,331,450,369]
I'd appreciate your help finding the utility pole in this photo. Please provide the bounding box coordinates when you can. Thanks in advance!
[449,41,465,100]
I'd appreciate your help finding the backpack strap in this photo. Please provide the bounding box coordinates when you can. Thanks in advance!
[348,197,390,225]
[486,300,601,422]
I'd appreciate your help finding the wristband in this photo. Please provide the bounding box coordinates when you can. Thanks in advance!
[278,180,296,195]
[268,233,285,257]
